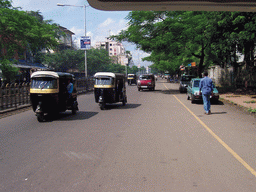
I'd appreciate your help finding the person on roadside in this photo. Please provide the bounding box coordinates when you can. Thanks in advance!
[199,71,213,115]
[67,79,73,100]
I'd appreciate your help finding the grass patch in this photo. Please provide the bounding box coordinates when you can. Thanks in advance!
[248,108,256,113]
[244,100,256,104]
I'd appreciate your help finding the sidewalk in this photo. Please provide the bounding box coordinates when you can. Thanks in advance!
[220,93,256,114]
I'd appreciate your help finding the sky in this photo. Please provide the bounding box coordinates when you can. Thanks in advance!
[11,0,152,67]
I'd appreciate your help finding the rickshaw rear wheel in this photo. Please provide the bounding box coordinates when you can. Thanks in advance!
[71,102,78,114]
[99,103,105,110]
[72,108,77,115]
[37,114,45,122]
[122,98,126,106]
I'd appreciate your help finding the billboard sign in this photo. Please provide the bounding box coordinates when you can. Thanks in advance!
[80,36,91,50]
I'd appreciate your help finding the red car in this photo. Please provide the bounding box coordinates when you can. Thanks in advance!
[137,74,156,91]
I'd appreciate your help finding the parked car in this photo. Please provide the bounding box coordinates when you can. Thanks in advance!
[137,74,155,91]
[187,78,219,103]
[164,74,170,79]
[179,75,196,93]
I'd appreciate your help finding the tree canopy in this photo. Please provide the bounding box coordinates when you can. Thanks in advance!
[0,0,61,82]
[43,48,128,76]
[0,7,60,60]
[115,11,256,79]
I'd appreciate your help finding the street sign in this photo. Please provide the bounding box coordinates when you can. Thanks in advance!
[80,36,91,50]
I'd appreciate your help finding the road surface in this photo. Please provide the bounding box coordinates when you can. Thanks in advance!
[1,79,256,191]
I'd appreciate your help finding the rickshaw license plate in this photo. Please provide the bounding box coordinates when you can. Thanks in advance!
[141,86,148,88]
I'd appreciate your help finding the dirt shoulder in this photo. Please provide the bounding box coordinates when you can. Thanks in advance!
[220,93,256,116]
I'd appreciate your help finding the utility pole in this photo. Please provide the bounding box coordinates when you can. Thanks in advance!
[57,3,89,79]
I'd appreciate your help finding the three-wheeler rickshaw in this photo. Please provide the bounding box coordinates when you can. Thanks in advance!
[127,74,137,85]
[94,72,127,110]
[30,71,78,122]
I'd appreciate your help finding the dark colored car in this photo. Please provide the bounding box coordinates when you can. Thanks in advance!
[179,75,196,93]
[137,74,155,91]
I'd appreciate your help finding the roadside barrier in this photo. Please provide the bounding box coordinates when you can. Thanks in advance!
[0,79,94,112]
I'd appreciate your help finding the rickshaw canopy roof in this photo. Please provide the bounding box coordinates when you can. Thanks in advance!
[31,71,74,79]
[94,72,125,79]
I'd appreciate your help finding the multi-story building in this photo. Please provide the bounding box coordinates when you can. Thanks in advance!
[95,41,106,50]
[95,37,128,66]
[42,26,75,53]
[58,26,75,51]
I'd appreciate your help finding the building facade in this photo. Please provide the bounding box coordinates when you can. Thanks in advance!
[95,37,128,66]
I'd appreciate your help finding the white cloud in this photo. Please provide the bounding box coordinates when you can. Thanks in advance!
[131,50,153,67]
[98,18,115,28]
[11,0,150,67]
[70,26,84,36]
[90,18,128,45]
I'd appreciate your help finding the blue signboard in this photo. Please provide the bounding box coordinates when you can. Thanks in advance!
[80,36,91,50]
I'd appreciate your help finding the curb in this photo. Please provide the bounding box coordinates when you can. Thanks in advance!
[219,97,256,117]
[0,104,32,115]
[0,90,94,117]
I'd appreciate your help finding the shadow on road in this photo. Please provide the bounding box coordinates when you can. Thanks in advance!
[46,111,98,122]
[138,88,181,95]
[139,89,161,92]
[160,89,181,95]
[156,81,172,84]
[100,103,141,110]
[192,100,225,106]
[210,112,227,115]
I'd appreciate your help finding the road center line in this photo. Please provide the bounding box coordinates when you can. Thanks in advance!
[163,83,256,177]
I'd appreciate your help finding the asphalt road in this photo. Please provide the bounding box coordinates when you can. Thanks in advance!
[1,79,256,192]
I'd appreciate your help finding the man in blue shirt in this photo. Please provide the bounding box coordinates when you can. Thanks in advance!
[199,71,213,115]
[67,80,73,98]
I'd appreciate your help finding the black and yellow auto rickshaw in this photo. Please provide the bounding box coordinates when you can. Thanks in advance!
[94,72,127,110]
[127,74,137,85]
[30,71,78,122]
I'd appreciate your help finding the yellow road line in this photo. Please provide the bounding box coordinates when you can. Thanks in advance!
[163,83,169,90]
[163,83,256,177]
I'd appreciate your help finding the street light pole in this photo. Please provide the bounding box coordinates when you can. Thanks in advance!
[57,3,88,79]
[84,5,87,79]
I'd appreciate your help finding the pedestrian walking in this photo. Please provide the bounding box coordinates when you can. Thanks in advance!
[199,71,213,115]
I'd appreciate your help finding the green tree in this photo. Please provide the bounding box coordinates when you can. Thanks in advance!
[0,5,60,60]
[0,59,19,82]
[107,63,126,74]
[115,11,216,77]
[0,0,12,8]
[209,11,256,85]
[43,49,84,72]
[0,1,61,82]
[43,48,119,76]
[128,65,138,74]
[87,48,113,76]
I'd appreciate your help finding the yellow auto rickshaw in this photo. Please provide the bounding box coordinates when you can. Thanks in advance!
[127,74,137,85]
[94,72,127,110]
[30,71,78,122]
